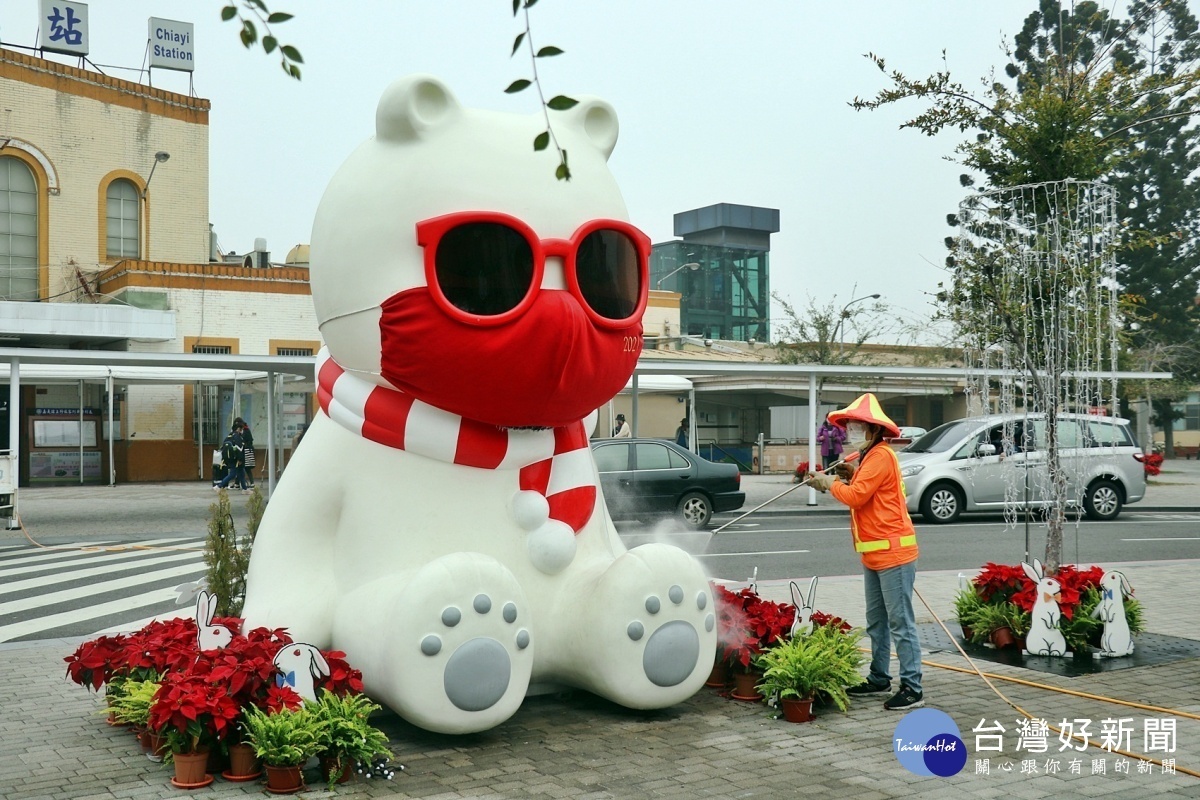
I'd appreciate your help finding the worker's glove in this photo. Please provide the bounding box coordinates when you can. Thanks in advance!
[834,461,857,481]
[807,471,835,493]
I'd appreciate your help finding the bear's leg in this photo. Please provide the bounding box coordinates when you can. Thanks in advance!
[550,543,716,708]
[332,552,533,734]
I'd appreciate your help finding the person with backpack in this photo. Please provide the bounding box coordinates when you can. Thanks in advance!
[214,423,248,491]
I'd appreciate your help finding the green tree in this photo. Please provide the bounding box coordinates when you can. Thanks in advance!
[852,0,1200,572]
[1007,2,1200,462]
[204,489,258,617]
[772,291,888,366]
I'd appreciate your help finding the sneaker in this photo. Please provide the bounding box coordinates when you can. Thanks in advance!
[212,485,221,492]
[883,684,924,711]
[847,679,890,696]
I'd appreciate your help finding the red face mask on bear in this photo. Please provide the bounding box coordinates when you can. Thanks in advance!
[377,211,650,429]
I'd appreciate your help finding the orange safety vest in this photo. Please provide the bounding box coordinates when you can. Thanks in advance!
[829,444,918,570]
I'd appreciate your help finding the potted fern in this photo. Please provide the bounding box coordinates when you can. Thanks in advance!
[755,624,865,722]
[310,690,393,788]
[952,587,984,642]
[109,679,166,761]
[241,704,324,794]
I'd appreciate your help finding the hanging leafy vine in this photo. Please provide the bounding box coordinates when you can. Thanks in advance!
[506,0,577,180]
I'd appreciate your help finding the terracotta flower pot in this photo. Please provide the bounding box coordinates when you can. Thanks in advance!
[264,764,305,794]
[730,670,763,701]
[960,625,975,642]
[224,742,261,780]
[170,750,211,789]
[990,626,1016,649]
[705,661,729,688]
[780,696,814,723]
[319,753,354,785]
[139,729,166,762]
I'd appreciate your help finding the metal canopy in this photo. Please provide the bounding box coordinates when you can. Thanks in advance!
[0,347,316,523]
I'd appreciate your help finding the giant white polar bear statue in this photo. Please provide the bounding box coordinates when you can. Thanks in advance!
[242,75,717,734]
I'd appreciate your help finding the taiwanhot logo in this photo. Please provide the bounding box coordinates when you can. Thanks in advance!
[893,708,968,777]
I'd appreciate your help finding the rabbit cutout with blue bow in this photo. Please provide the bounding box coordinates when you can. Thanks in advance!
[272,643,331,704]
[1092,570,1135,657]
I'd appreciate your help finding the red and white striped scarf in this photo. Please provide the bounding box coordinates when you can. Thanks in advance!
[316,349,596,534]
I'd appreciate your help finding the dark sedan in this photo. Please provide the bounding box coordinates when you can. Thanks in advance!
[590,438,746,529]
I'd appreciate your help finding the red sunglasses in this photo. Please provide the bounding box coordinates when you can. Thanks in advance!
[415,211,650,328]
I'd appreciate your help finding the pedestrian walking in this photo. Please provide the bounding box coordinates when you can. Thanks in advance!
[675,417,689,449]
[816,412,846,469]
[611,413,631,438]
[235,417,256,487]
[214,423,248,491]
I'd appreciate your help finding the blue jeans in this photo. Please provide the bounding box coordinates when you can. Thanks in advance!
[217,464,246,489]
[863,561,922,693]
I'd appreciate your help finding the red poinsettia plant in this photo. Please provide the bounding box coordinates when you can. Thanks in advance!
[973,561,1105,621]
[319,650,366,696]
[66,616,238,690]
[958,561,1142,653]
[1009,564,1105,621]
[64,633,126,691]
[1139,452,1163,477]
[809,610,854,635]
[192,625,295,713]
[148,669,242,754]
[713,584,795,671]
[66,610,362,724]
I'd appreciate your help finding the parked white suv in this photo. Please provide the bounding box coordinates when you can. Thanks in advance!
[897,413,1146,523]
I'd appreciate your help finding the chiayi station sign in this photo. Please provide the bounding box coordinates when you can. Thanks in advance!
[148,17,194,72]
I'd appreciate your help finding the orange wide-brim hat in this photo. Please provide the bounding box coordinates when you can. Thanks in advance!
[827,393,900,438]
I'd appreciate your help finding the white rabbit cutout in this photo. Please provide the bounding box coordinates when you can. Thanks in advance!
[1092,570,1135,657]
[273,643,331,703]
[789,577,818,638]
[195,590,233,652]
[1021,559,1067,656]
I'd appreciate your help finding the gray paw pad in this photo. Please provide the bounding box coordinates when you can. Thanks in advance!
[441,607,461,627]
[645,596,661,614]
[444,638,510,711]
[643,620,700,687]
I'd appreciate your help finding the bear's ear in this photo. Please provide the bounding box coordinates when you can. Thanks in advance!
[558,97,619,159]
[376,75,462,142]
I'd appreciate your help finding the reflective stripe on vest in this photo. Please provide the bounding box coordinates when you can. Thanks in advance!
[855,534,919,553]
[850,445,918,554]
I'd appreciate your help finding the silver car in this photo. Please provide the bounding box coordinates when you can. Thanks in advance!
[897,413,1146,523]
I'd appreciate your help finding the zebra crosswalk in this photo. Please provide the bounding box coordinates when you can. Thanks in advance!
[0,537,208,643]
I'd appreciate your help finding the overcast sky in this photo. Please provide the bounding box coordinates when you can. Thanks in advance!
[3,1,1099,342]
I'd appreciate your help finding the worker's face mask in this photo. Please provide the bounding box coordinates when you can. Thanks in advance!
[845,422,871,449]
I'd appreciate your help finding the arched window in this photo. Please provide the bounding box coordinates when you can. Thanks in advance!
[106,178,140,259]
[0,156,39,301]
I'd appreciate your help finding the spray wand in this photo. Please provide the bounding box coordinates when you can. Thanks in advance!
[711,449,860,535]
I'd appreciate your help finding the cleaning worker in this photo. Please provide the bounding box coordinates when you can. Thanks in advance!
[806,393,923,711]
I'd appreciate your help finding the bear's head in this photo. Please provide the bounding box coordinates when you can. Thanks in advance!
[310,75,646,429]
